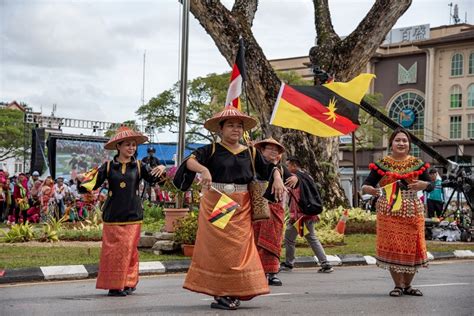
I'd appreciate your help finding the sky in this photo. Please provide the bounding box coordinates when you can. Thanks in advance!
[1,0,472,141]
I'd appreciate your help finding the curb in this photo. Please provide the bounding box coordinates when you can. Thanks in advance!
[1,250,473,285]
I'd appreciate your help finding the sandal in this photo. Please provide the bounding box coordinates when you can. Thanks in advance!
[403,286,423,296]
[228,297,241,307]
[389,287,404,297]
[210,296,237,310]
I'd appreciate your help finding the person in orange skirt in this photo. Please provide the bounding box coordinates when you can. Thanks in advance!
[253,137,296,286]
[174,107,286,310]
[362,128,433,297]
[78,126,165,297]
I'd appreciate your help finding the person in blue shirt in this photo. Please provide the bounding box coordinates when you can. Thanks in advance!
[426,168,444,218]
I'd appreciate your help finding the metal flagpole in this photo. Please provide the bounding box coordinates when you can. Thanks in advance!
[177,0,190,166]
[351,132,359,207]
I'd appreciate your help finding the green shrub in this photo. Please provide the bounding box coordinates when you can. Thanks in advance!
[1,222,36,243]
[143,201,164,223]
[173,212,198,245]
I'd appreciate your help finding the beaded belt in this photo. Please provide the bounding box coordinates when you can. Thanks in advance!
[212,182,248,194]
[382,189,418,200]
[400,190,418,200]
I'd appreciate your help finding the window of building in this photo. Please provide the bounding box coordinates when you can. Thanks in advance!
[468,115,474,139]
[451,53,463,76]
[449,115,462,139]
[468,84,474,108]
[450,85,462,108]
[389,91,425,157]
[469,52,474,74]
[14,162,23,174]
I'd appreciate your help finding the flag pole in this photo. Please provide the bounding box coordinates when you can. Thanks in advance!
[351,132,359,207]
[177,0,190,166]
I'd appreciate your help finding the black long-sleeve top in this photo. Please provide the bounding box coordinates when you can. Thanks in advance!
[91,156,156,224]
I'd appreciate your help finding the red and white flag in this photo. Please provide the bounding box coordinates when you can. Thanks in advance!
[225,38,247,110]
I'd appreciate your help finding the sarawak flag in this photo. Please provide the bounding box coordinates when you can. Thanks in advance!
[225,38,247,110]
[208,193,239,229]
[382,181,402,212]
[293,217,309,237]
[270,73,375,137]
[79,167,99,192]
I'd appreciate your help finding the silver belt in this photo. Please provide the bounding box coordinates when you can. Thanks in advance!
[212,182,248,194]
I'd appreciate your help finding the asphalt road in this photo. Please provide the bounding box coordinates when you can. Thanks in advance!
[0,260,472,315]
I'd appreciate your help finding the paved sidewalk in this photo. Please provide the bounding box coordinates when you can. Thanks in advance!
[1,250,473,284]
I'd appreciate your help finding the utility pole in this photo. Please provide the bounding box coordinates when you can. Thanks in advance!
[177,0,190,166]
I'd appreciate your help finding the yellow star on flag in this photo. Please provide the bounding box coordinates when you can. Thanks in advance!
[324,97,338,123]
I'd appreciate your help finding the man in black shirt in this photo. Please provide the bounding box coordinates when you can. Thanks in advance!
[141,146,164,201]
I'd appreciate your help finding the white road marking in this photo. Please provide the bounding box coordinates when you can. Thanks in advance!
[415,283,471,287]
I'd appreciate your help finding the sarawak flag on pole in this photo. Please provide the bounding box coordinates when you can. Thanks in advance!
[79,167,99,192]
[382,181,402,212]
[208,193,239,229]
[293,216,309,237]
[270,73,375,137]
[225,38,247,110]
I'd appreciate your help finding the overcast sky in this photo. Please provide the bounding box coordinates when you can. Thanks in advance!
[1,0,472,141]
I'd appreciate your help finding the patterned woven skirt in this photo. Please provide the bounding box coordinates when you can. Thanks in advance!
[96,223,141,290]
[376,196,428,274]
[253,202,284,274]
[183,190,269,299]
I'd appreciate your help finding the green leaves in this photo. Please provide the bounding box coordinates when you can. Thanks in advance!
[0,109,27,161]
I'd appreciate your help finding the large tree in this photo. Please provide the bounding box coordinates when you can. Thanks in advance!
[189,0,411,207]
[0,109,26,162]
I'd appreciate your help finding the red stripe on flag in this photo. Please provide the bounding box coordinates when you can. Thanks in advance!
[282,85,359,134]
[230,63,241,81]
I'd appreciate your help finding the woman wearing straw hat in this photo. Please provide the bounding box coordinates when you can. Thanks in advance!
[253,137,297,287]
[77,126,165,297]
[175,106,286,310]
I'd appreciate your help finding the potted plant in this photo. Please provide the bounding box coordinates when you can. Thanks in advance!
[173,212,198,257]
[160,166,202,233]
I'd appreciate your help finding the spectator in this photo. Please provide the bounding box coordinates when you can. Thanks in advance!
[28,171,40,191]
[426,168,445,218]
[54,177,70,218]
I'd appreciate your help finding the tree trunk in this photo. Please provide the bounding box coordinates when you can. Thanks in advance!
[189,0,411,208]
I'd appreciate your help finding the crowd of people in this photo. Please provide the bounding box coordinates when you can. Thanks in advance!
[0,170,105,225]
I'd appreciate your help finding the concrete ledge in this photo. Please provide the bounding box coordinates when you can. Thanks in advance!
[431,251,456,260]
[83,264,99,278]
[326,255,342,266]
[364,256,377,265]
[0,267,44,284]
[41,265,89,280]
[139,261,166,274]
[163,260,191,273]
[294,256,318,268]
[337,254,367,265]
[453,250,474,258]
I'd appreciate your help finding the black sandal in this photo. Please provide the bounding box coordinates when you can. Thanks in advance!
[389,287,404,297]
[210,296,237,310]
[228,297,240,307]
[403,286,423,296]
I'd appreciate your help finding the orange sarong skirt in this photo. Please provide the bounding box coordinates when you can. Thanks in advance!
[183,190,270,299]
[376,197,428,274]
[96,223,141,290]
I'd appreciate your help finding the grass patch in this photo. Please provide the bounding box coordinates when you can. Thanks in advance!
[0,245,188,269]
[1,233,473,269]
[294,234,474,258]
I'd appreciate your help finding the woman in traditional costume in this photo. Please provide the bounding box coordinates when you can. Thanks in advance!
[253,137,295,286]
[362,128,433,297]
[78,126,165,297]
[175,107,286,310]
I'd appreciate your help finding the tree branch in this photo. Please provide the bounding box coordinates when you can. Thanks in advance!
[232,0,259,28]
[312,0,339,45]
[341,0,412,68]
